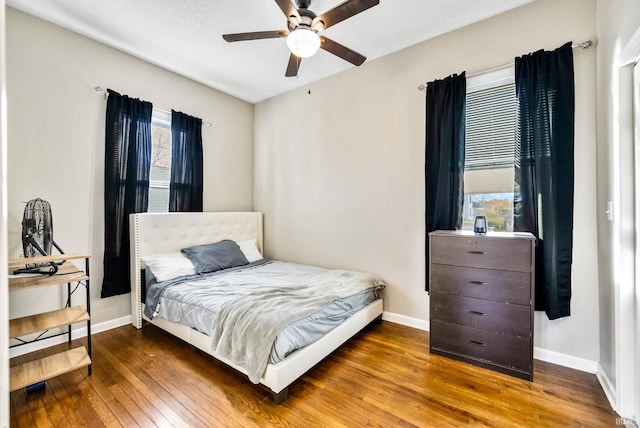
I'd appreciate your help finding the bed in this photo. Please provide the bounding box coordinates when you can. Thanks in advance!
[129,211,384,403]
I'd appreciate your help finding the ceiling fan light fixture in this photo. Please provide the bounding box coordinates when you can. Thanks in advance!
[286,28,320,58]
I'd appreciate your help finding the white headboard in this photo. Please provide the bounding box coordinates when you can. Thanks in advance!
[129,212,263,328]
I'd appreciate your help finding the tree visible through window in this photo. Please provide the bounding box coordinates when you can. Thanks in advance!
[463,193,514,232]
[149,109,172,212]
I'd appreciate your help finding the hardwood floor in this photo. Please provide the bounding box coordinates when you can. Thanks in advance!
[10,321,619,427]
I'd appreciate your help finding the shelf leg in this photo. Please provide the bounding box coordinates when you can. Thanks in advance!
[85,257,92,376]
[67,282,72,344]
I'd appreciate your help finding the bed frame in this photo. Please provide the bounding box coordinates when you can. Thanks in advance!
[129,211,383,403]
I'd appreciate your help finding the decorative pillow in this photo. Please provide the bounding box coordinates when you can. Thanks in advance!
[141,252,195,282]
[237,239,263,263]
[181,239,249,274]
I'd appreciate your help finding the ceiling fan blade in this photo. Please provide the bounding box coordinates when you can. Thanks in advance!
[275,0,300,22]
[223,30,288,42]
[319,36,366,66]
[285,53,301,77]
[317,0,379,30]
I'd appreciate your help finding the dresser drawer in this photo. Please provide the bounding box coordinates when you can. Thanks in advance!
[430,234,532,272]
[430,264,531,305]
[431,292,530,337]
[430,320,531,373]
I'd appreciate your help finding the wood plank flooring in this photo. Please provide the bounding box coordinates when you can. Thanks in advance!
[10,320,620,427]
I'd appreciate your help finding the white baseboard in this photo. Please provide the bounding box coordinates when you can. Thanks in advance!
[595,365,640,426]
[596,364,617,412]
[383,311,601,375]
[382,311,430,331]
[533,347,599,373]
[9,315,131,358]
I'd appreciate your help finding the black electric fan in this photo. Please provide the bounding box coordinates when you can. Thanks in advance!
[15,198,65,275]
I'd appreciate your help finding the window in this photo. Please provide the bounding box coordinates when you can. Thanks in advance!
[463,68,516,232]
[149,109,172,212]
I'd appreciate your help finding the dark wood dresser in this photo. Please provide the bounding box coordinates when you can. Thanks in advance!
[428,230,535,380]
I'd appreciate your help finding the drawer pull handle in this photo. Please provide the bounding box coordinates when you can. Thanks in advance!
[467,250,488,255]
[468,340,487,347]
[468,310,487,316]
[468,280,487,286]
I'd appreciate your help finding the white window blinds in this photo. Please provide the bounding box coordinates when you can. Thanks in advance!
[465,82,516,170]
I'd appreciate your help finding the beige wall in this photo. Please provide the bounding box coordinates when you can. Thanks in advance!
[255,0,600,362]
[5,8,254,329]
[595,0,640,416]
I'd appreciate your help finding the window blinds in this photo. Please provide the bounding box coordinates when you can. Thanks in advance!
[465,82,516,170]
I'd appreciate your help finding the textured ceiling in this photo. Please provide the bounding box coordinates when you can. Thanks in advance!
[7,0,533,103]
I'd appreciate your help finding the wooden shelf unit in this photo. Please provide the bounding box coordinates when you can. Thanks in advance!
[8,254,92,392]
[10,347,91,392]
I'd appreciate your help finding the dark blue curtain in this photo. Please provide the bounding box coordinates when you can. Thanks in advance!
[514,42,575,320]
[169,110,203,212]
[425,72,466,291]
[102,89,152,298]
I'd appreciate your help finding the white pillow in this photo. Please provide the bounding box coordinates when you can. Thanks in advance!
[141,252,195,282]
[237,239,263,262]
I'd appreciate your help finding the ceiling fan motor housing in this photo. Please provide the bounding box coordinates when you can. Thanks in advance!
[288,8,324,33]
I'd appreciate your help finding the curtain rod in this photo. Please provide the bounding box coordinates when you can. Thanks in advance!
[93,86,213,127]
[417,40,593,91]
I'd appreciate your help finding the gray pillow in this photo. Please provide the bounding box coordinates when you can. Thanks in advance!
[181,239,249,274]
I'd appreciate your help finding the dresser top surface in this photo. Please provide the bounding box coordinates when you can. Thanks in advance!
[429,230,535,241]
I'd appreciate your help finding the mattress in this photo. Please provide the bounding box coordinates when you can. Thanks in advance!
[144,260,384,382]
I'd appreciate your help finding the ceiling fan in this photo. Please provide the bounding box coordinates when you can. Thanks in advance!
[223,0,379,77]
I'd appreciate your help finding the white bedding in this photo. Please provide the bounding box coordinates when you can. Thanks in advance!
[147,260,384,383]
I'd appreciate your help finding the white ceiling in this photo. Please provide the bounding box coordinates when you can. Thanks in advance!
[7,0,532,103]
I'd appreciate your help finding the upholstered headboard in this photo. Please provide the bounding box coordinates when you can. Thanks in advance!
[129,212,264,328]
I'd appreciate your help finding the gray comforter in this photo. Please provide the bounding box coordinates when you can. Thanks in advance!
[145,260,385,383]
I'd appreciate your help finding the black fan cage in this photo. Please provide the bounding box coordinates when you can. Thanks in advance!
[22,198,54,258]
